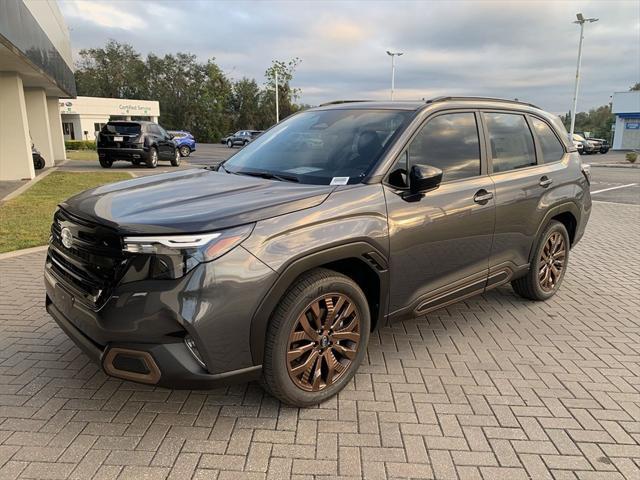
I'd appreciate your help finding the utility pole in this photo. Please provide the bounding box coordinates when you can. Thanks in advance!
[275,67,280,123]
[386,51,403,100]
[569,13,599,139]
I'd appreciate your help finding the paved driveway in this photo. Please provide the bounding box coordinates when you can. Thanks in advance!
[0,202,639,480]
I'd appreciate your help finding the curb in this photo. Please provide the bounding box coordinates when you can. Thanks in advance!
[0,245,48,261]
[1,167,57,203]
[588,163,639,169]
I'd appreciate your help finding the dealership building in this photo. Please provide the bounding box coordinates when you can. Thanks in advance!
[612,91,640,150]
[0,0,75,181]
[60,96,160,141]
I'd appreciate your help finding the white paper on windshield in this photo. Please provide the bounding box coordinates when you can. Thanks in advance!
[285,166,322,174]
[330,177,349,186]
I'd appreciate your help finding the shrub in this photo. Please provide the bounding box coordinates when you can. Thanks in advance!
[626,152,638,163]
[65,140,96,151]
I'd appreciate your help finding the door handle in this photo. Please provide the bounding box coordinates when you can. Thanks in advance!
[473,189,494,204]
[539,176,553,188]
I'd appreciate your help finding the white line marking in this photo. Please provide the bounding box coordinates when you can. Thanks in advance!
[592,200,640,206]
[591,183,638,194]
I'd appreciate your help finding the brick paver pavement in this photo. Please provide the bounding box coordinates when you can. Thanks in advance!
[1,201,639,480]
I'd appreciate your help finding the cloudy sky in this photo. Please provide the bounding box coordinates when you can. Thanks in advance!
[58,0,639,114]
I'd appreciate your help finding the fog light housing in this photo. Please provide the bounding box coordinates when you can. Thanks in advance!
[185,335,206,369]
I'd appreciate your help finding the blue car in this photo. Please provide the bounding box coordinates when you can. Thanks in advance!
[168,130,196,157]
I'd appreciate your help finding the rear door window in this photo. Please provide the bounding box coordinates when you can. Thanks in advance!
[484,113,536,173]
[531,117,565,163]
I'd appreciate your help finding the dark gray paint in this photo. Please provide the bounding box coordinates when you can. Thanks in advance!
[45,98,592,388]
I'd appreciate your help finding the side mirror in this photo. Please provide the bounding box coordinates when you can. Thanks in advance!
[409,164,443,194]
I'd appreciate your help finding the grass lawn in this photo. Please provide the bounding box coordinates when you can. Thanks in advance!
[0,171,131,253]
[66,150,98,161]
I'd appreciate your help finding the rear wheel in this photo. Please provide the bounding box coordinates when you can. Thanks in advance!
[179,145,191,157]
[99,157,113,168]
[262,268,370,406]
[171,148,181,166]
[33,155,45,169]
[512,220,569,301]
[146,147,158,168]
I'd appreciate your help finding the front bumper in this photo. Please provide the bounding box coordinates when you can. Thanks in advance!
[44,245,276,388]
[46,297,261,388]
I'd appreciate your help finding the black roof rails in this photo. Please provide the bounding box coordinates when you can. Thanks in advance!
[426,96,540,109]
[319,100,372,106]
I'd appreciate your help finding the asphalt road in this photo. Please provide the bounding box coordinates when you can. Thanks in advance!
[589,165,640,205]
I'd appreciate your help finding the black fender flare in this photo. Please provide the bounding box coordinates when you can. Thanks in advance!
[249,241,389,365]
[528,201,580,262]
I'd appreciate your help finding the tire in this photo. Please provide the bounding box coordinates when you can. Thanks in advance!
[512,220,570,301]
[33,155,45,169]
[262,268,370,407]
[99,157,113,168]
[171,148,181,166]
[227,139,234,148]
[179,145,191,157]
[146,147,158,168]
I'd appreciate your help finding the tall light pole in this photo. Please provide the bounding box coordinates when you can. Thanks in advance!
[569,13,598,139]
[386,50,403,100]
[275,67,280,123]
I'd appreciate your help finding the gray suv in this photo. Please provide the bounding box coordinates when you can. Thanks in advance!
[45,97,591,406]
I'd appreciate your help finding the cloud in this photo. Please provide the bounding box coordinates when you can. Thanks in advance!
[57,0,640,113]
[61,0,147,30]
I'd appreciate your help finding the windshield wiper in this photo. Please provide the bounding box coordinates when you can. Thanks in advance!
[233,170,299,183]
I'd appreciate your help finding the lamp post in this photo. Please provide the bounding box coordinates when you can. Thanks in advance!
[569,13,598,140]
[275,67,279,124]
[386,51,403,100]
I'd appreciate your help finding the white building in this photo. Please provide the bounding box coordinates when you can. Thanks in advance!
[612,91,640,150]
[60,97,160,141]
[0,0,74,180]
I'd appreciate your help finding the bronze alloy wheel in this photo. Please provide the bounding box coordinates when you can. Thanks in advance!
[538,231,566,292]
[286,293,361,392]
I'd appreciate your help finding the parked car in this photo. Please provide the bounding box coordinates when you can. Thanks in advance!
[225,130,263,148]
[97,121,180,168]
[573,140,584,154]
[45,97,591,406]
[168,130,196,157]
[31,143,45,169]
[575,132,610,154]
[572,134,599,154]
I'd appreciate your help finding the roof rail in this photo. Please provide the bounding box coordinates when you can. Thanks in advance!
[426,96,540,109]
[319,100,372,107]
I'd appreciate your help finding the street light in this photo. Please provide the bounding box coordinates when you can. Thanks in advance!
[386,50,403,100]
[569,13,599,140]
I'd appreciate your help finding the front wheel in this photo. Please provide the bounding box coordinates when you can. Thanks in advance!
[99,157,113,168]
[171,148,181,166]
[227,140,233,148]
[146,147,158,168]
[179,145,191,157]
[512,220,569,301]
[262,268,370,407]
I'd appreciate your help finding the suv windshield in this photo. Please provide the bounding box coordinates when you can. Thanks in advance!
[102,123,141,135]
[223,109,412,184]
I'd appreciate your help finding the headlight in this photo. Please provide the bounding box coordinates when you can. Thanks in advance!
[123,224,253,279]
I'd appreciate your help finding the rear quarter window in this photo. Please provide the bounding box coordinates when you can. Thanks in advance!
[531,117,565,162]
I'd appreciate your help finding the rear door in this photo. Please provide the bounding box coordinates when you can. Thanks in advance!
[156,125,173,159]
[483,111,568,274]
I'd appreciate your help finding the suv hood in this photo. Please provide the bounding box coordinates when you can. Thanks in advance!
[60,168,333,234]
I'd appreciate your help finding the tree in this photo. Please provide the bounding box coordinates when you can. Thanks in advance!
[75,40,147,99]
[630,82,640,91]
[561,104,614,141]
[73,40,304,141]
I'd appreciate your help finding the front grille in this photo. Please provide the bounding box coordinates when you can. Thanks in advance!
[47,208,127,309]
